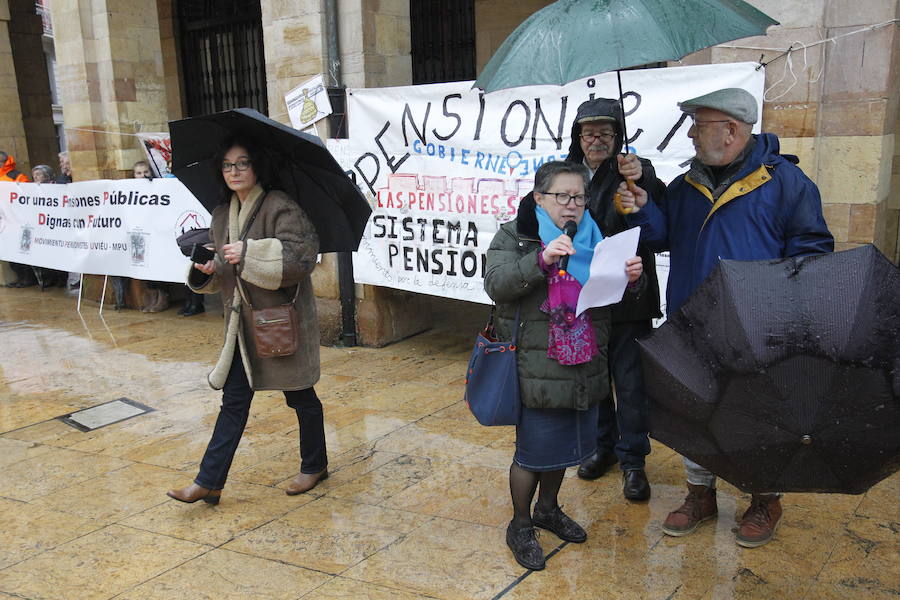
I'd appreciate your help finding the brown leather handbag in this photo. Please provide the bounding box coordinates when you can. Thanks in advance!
[237,280,301,358]
[233,192,301,358]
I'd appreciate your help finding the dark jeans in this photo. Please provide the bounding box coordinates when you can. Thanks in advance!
[596,319,652,470]
[195,352,327,490]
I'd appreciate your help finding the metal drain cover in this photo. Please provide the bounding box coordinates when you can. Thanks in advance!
[60,398,153,431]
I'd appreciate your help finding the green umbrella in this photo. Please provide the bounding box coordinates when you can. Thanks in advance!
[475,0,779,93]
[474,0,777,202]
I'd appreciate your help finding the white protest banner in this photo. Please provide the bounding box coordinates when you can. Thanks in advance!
[137,133,173,177]
[0,179,210,282]
[285,74,333,130]
[339,62,763,303]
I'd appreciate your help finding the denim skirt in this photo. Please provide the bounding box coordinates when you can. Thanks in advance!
[513,402,599,471]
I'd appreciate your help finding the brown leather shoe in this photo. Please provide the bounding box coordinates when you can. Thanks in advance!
[166,483,221,505]
[662,483,717,536]
[285,470,328,495]
[736,494,782,548]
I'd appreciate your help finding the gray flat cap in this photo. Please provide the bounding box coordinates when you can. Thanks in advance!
[678,88,758,124]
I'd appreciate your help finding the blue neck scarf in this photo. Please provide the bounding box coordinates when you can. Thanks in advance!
[535,206,603,286]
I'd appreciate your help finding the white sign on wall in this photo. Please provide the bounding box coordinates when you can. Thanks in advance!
[285,74,333,130]
[332,62,764,304]
[0,179,210,283]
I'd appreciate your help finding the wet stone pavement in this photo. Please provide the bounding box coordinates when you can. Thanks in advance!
[0,286,897,600]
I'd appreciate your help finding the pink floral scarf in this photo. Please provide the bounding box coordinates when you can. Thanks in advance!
[538,252,599,365]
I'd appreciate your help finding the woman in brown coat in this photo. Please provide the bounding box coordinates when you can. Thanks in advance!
[167,138,327,504]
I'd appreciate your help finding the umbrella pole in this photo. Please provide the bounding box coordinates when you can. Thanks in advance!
[613,70,637,215]
[616,70,629,155]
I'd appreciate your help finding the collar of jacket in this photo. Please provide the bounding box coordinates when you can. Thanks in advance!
[688,163,773,231]
[228,184,266,243]
[515,192,541,241]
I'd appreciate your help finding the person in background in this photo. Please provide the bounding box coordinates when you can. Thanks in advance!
[1,150,37,288]
[618,87,834,548]
[130,160,170,312]
[28,165,68,288]
[55,151,80,289]
[31,164,55,183]
[485,160,643,571]
[566,98,667,502]
[56,151,72,184]
[164,156,206,317]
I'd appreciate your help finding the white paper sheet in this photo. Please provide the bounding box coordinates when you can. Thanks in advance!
[576,227,641,316]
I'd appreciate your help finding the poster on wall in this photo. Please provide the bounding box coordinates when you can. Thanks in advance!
[285,74,333,131]
[334,62,764,304]
[0,178,210,282]
[137,133,173,177]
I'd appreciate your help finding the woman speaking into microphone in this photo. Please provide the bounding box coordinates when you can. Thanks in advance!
[484,160,642,571]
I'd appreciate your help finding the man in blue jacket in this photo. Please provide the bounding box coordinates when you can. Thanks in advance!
[617,88,834,548]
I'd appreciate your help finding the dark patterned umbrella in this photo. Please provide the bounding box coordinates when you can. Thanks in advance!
[639,245,900,494]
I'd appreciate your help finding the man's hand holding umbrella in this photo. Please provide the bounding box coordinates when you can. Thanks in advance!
[615,180,648,213]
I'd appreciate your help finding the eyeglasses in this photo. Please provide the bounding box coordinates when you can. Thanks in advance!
[688,115,731,128]
[221,159,252,172]
[542,192,587,207]
[579,132,615,143]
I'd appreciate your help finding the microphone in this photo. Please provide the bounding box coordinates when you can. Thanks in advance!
[557,220,578,276]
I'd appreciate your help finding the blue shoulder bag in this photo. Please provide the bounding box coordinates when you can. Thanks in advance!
[464,304,521,426]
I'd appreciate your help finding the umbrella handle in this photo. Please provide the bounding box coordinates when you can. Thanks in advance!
[614,179,637,215]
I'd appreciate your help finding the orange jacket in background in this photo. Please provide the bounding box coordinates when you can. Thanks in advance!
[0,154,29,182]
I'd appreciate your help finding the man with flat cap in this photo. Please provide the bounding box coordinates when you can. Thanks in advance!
[566,98,666,502]
[617,87,833,548]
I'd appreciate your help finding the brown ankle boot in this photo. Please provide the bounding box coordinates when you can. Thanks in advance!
[736,494,782,548]
[141,288,157,312]
[285,469,328,495]
[662,483,717,536]
[166,483,221,505]
[148,288,170,312]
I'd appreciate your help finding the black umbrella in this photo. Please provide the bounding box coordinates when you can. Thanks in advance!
[639,245,900,494]
[169,108,371,253]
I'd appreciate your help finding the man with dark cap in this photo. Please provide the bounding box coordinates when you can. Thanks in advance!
[618,87,833,548]
[566,98,666,501]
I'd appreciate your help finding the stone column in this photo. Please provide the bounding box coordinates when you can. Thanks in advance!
[0,0,28,285]
[8,0,57,170]
[474,0,554,73]
[0,0,29,165]
[816,0,898,260]
[260,0,425,346]
[339,0,431,346]
[48,0,168,180]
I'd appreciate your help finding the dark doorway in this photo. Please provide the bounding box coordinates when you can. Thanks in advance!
[410,0,476,84]
[177,0,268,116]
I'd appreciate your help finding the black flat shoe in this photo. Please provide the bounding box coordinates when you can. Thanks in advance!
[533,506,587,543]
[623,468,651,501]
[577,449,618,480]
[505,522,545,571]
[181,304,206,317]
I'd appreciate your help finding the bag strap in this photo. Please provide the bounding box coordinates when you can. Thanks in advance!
[486,303,521,344]
[233,193,300,311]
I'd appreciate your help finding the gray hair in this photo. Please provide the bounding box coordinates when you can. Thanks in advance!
[32,165,54,180]
[0,151,8,163]
[533,160,590,194]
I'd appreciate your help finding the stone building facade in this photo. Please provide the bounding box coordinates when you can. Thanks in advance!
[0,0,897,345]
